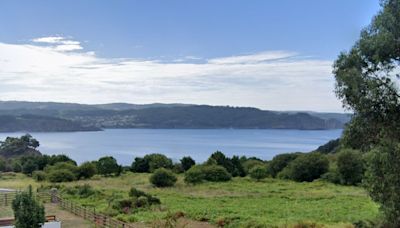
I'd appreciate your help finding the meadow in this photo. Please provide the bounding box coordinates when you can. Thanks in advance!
[0,172,379,227]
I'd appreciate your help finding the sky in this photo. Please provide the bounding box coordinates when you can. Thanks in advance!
[0,0,381,112]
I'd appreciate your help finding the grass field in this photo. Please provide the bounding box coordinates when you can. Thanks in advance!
[0,172,379,227]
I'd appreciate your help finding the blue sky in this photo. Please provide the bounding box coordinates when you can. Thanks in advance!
[0,1,381,112]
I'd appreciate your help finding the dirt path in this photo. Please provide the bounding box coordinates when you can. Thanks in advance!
[45,203,93,228]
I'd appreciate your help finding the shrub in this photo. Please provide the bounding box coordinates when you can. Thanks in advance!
[202,165,231,182]
[184,165,206,184]
[336,149,364,185]
[22,159,38,175]
[11,160,22,172]
[0,157,6,171]
[365,142,400,226]
[144,154,173,172]
[150,168,177,187]
[180,156,196,171]
[249,165,268,181]
[231,156,246,177]
[129,187,161,205]
[47,169,76,182]
[12,186,45,228]
[268,153,301,177]
[279,153,329,182]
[78,162,97,179]
[242,159,265,174]
[321,168,341,184]
[97,156,120,176]
[32,170,47,182]
[131,157,149,173]
[172,163,184,174]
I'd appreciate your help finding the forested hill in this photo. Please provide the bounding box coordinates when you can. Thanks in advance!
[0,101,349,131]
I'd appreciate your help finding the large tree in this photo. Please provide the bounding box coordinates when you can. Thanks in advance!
[333,0,400,150]
[333,0,400,225]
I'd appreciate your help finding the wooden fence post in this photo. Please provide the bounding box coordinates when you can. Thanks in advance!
[50,188,58,204]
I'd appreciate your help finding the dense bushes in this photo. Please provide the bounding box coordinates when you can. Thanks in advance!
[184,164,231,184]
[180,156,195,171]
[149,168,177,187]
[97,156,121,176]
[278,153,329,182]
[131,153,173,172]
[336,149,364,185]
[249,165,268,181]
[267,153,301,177]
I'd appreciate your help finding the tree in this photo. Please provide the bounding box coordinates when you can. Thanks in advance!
[149,168,177,187]
[279,153,329,182]
[249,165,268,181]
[180,156,196,171]
[12,186,45,228]
[267,153,301,178]
[131,157,149,173]
[333,0,400,151]
[0,134,40,158]
[365,142,400,226]
[22,160,38,175]
[144,154,173,172]
[97,156,120,176]
[333,0,400,225]
[184,165,205,184]
[336,149,364,185]
[78,162,97,179]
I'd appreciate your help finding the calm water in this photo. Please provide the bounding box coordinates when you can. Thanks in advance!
[0,129,342,165]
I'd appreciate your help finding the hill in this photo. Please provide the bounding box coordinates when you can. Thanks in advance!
[0,101,349,131]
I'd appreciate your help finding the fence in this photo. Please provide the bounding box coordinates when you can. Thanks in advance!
[0,191,137,228]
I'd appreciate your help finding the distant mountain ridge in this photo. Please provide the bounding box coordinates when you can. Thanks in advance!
[0,101,350,132]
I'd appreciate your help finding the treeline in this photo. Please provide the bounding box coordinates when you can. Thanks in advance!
[0,135,365,187]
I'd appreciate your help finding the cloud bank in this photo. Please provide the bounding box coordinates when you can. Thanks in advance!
[0,36,342,112]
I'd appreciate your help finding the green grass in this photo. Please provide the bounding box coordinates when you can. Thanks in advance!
[0,172,380,227]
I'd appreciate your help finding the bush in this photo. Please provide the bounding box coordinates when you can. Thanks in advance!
[129,187,160,205]
[22,159,38,175]
[180,156,196,171]
[278,153,329,182]
[267,153,301,177]
[0,157,6,171]
[78,162,97,179]
[184,165,206,184]
[47,169,77,182]
[321,168,341,184]
[249,165,268,181]
[242,159,265,174]
[12,186,45,228]
[149,168,177,187]
[32,171,47,182]
[144,154,173,172]
[97,156,121,176]
[131,157,149,173]
[336,149,364,185]
[11,160,22,172]
[202,165,231,182]
[365,142,400,226]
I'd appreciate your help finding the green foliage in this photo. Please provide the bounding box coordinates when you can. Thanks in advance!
[0,134,40,159]
[32,171,46,182]
[131,154,173,173]
[268,153,301,177]
[315,138,341,154]
[365,142,400,227]
[249,165,268,181]
[22,160,38,175]
[184,165,206,184]
[180,156,196,171]
[149,168,177,187]
[0,157,6,171]
[47,169,76,182]
[337,149,364,185]
[279,153,329,182]
[129,187,160,205]
[97,156,121,176]
[202,165,231,182]
[12,186,45,228]
[144,154,173,172]
[11,160,22,172]
[78,161,97,179]
[130,157,149,173]
[333,0,400,151]
[242,159,265,174]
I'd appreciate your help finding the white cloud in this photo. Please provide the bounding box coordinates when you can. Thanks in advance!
[0,38,343,112]
[31,36,83,52]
